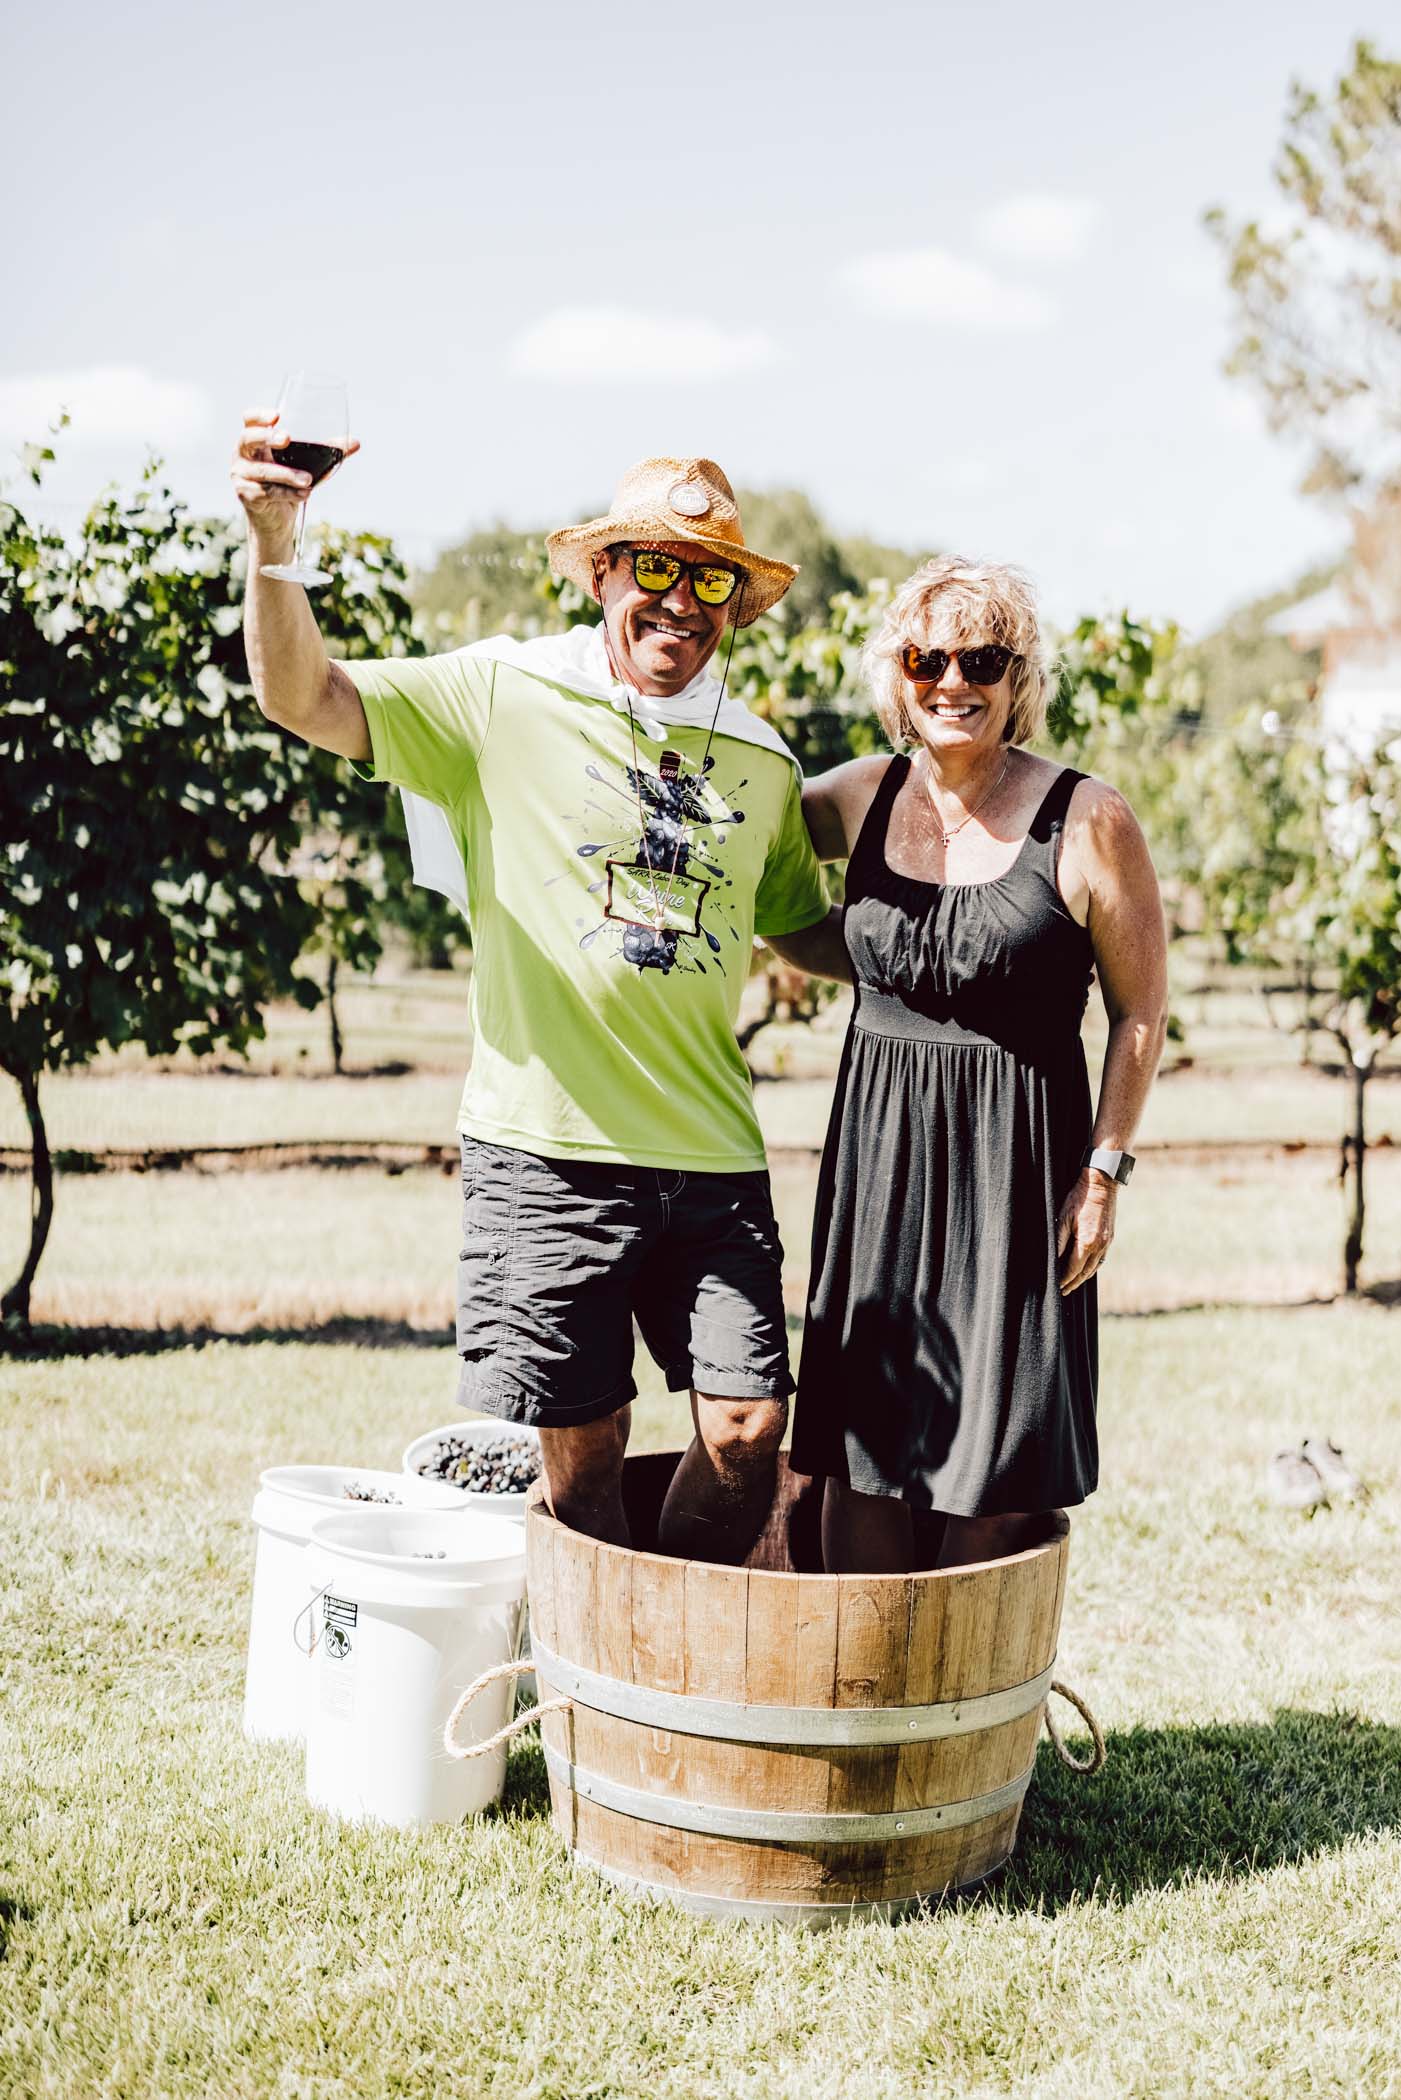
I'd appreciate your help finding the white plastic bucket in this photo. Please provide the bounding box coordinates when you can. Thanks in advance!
[401,1423,543,1698]
[401,1420,542,1520]
[243,1463,467,1745]
[304,1508,527,1828]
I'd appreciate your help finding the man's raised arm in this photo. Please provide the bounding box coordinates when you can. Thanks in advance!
[232,408,372,762]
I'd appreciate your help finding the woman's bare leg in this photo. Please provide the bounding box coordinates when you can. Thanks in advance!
[821,1479,916,1574]
[935,1510,1057,1567]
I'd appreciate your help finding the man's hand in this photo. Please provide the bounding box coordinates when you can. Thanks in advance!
[234,409,370,761]
[1056,1170,1116,1296]
[230,408,361,560]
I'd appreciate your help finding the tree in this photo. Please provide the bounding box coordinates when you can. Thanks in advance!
[413,523,563,646]
[1206,40,1401,505]
[1044,613,1206,922]
[0,453,419,1325]
[411,488,934,647]
[289,523,467,1066]
[1194,718,1401,1293]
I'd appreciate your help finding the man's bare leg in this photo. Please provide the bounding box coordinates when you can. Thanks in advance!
[935,1510,1053,1567]
[537,1406,632,1547]
[656,1392,787,1565]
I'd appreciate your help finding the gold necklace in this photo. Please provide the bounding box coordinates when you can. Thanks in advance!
[919,751,1010,847]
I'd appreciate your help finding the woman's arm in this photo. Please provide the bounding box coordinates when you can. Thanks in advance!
[1057,783,1170,1296]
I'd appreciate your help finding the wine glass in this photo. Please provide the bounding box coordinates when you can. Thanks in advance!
[260,372,351,587]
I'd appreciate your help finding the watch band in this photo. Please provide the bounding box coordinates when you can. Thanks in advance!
[1084,1146,1134,1186]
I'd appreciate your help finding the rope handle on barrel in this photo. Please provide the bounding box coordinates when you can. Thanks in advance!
[1043,1679,1106,1775]
[443,1659,574,1762]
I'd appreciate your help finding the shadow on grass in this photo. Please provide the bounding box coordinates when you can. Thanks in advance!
[1000,1708,1400,1911]
[0,1894,33,1960]
[2,1320,454,1360]
[496,1710,1401,1914]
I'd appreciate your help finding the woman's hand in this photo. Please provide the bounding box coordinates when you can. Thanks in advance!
[1057,1171,1116,1295]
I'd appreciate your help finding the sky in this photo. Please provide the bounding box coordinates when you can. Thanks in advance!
[3,0,1382,633]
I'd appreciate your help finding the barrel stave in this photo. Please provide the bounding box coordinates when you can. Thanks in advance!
[683,1561,750,1701]
[834,1577,912,1708]
[894,1709,1041,1810]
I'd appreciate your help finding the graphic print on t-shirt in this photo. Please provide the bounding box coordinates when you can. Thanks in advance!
[570,745,748,976]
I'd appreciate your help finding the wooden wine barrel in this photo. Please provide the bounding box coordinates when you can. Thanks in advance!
[526,1453,1070,1926]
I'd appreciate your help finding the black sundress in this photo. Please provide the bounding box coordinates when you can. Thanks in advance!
[790,757,1099,1516]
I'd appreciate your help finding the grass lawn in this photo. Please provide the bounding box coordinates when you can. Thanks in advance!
[2,965,1399,2095]
[2,1312,1397,2098]
[5,1146,1400,1334]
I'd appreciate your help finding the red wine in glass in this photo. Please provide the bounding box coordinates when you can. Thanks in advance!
[275,441,345,489]
[260,373,351,588]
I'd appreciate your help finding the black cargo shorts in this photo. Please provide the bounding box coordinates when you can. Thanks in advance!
[455,1136,793,1428]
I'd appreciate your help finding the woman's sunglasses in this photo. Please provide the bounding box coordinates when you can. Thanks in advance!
[900,642,1015,687]
[627,548,741,607]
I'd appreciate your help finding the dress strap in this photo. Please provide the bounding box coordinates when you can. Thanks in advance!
[1027,766,1086,880]
[848,756,909,878]
[1030,766,1084,835]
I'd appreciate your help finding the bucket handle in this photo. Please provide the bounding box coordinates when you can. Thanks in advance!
[443,1659,573,1762]
[293,1583,332,1658]
[1043,1679,1106,1774]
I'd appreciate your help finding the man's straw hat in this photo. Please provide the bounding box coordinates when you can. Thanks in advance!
[547,457,797,626]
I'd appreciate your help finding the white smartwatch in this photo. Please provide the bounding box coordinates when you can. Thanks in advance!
[1084,1146,1134,1186]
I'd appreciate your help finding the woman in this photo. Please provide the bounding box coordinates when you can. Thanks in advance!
[790,557,1168,1573]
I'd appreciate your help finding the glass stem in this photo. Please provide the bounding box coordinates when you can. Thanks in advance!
[292,496,309,571]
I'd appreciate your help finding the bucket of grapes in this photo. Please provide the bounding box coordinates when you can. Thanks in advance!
[402,1420,542,1521]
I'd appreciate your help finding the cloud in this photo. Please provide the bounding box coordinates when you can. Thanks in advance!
[836,247,1053,330]
[977,194,1101,265]
[509,307,781,382]
[0,365,211,446]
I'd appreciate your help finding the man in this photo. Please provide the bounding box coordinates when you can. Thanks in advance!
[234,433,841,1556]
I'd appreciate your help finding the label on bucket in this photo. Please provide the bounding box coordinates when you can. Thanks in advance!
[317,1596,358,1720]
[319,1659,355,1720]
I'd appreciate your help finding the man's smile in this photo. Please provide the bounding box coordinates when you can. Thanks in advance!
[638,615,704,642]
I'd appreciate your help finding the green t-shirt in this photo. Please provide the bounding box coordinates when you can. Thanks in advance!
[342,649,829,1171]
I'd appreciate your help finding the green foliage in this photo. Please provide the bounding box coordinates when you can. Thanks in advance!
[3,472,317,1085]
[1044,614,1205,903]
[1192,718,1321,968]
[0,455,446,1312]
[1193,718,1401,1288]
[1195,721,1401,1054]
[1298,745,1401,1054]
[294,523,465,982]
[1048,613,1198,748]
[1,477,434,1089]
[413,524,566,646]
[410,487,933,648]
[1206,38,1401,503]
[727,584,892,774]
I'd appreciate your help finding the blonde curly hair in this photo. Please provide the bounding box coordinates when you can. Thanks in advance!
[864,555,1051,749]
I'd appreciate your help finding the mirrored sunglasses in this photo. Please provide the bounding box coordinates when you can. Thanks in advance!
[629,548,740,606]
[900,642,1015,687]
